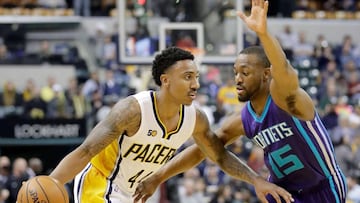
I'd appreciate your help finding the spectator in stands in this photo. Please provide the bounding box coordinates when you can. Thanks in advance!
[27,157,44,176]
[0,156,10,203]
[336,35,356,70]
[293,31,314,64]
[40,76,56,102]
[346,68,360,101]
[38,40,52,64]
[101,69,122,97]
[276,25,298,61]
[247,146,265,174]
[0,81,22,108]
[347,175,360,203]
[0,156,10,189]
[102,35,117,69]
[216,78,242,115]
[23,87,48,119]
[47,84,71,118]
[209,184,233,203]
[179,178,207,203]
[22,78,36,102]
[81,71,100,100]
[4,157,30,203]
[65,78,89,119]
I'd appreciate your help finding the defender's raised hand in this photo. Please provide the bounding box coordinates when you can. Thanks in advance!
[237,0,269,35]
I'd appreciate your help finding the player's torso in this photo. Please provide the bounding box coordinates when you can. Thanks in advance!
[91,91,196,194]
[241,96,345,192]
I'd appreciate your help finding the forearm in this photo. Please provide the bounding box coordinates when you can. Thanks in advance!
[258,32,288,70]
[50,148,91,184]
[216,151,259,185]
[154,144,205,184]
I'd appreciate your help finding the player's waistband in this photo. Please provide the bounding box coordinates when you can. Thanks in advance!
[290,179,329,195]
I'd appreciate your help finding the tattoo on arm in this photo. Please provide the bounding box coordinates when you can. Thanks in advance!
[80,96,141,157]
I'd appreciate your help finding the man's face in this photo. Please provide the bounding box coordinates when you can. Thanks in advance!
[233,54,267,102]
[162,60,200,105]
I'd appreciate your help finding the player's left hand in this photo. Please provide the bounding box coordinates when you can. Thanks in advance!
[253,176,294,203]
[237,0,269,35]
[132,176,159,203]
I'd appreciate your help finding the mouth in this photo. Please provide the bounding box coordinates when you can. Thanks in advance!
[188,92,197,100]
[236,87,245,95]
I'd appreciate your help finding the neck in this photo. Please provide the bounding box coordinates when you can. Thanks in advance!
[155,90,181,119]
[249,91,270,116]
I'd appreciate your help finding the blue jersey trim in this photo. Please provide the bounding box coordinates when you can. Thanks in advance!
[292,117,340,203]
[247,95,272,123]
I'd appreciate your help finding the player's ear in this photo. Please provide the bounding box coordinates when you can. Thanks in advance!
[263,67,271,81]
[160,74,169,87]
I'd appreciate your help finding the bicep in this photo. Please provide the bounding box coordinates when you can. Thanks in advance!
[192,109,228,162]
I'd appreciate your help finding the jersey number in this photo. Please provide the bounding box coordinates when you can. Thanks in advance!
[128,170,153,188]
[269,144,304,179]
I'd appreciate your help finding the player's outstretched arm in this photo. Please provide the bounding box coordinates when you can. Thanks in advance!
[191,109,294,203]
[50,96,140,185]
[238,0,314,120]
[133,144,205,203]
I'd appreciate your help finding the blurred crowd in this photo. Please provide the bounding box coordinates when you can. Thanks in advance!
[1,0,360,203]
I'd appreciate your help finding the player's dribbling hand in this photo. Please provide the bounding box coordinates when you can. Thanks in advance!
[132,176,159,203]
[253,176,294,203]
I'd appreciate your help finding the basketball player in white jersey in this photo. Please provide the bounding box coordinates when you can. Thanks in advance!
[49,47,293,203]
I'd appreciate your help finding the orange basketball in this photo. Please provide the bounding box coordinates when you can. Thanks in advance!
[16,175,69,203]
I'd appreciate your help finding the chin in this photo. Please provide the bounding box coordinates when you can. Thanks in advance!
[238,96,249,102]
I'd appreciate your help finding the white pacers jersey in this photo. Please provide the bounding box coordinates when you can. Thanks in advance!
[90,91,197,195]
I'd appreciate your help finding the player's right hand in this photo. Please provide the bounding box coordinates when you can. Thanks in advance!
[132,176,159,203]
[253,176,294,203]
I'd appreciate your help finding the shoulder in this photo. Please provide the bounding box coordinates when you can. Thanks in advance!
[104,96,141,133]
[193,107,211,132]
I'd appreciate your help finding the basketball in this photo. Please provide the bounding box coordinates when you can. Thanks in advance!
[16,175,69,203]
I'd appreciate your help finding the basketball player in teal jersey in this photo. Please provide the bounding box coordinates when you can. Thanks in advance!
[49,46,293,203]
[133,0,346,203]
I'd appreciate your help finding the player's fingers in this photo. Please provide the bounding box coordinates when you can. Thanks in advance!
[252,0,256,7]
[142,195,151,203]
[264,0,269,14]
[133,194,140,203]
[237,11,247,22]
[259,0,264,8]
[276,188,294,203]
[268,191,281,203]
[257,193,268,203]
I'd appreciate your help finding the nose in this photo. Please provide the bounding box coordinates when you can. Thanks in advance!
[235,73,243,83]
[191,78,200,90]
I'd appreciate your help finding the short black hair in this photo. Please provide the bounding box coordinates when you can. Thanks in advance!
[152,47,194,86]
[240,46,271,68]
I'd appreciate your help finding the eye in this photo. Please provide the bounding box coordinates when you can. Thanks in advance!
[242,72,249,76]
[185,74,192,80]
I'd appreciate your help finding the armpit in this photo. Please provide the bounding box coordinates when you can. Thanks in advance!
[285,95,302,116]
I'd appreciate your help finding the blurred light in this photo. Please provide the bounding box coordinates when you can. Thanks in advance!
[310,69,320,77]
[300,77,309,86]
[138,0,146,6]
[308,86,318,95]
